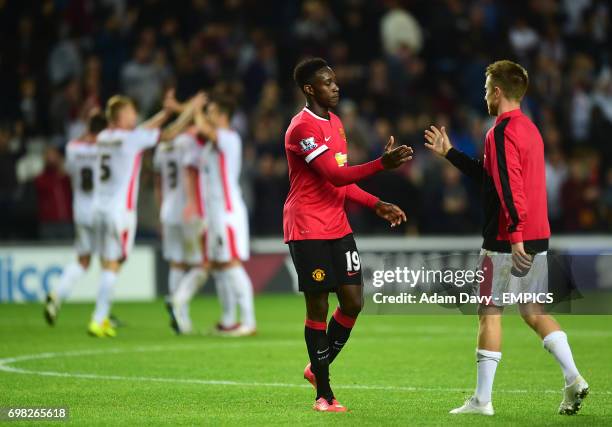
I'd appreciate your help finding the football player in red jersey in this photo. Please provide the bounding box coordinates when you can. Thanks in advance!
[284,57,413,412]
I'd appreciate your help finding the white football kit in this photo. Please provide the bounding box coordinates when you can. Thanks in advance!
[181,135,207,218]
[93,127,160,261]
[65,140,98,255]
[477,249,548,306]
[154,133,204,265]
[185,128,249,262]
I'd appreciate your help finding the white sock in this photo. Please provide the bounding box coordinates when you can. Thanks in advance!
[54,262,86,302]
[213,270,236,327]
[168,267,186,298]
[226,265,256,329]
[93,270,118,324]
[543,330,580,385]
[474,349,501,404]
[174,267,207,309]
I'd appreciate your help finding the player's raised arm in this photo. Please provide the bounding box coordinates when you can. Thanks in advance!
[162,88,189,114]
[140,90,174,129]
[140,109,170,129]
[193,96,217,144]
[306,135,412,187]
[161,92,206,141]
[425,125,483,183]
[140,89,192,130]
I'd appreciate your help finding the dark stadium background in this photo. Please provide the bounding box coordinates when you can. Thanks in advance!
[0,0,610,242]
[0,4,611,424]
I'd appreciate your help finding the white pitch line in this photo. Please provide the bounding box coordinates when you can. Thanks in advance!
[0,346,610,396]
[0,342,296,365]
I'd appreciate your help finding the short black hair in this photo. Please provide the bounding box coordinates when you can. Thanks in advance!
[293,57,329,91]
[88,112,107,134]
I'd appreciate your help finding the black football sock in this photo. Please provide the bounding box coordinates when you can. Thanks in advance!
[327,307,357,364]
[304,319,333,402]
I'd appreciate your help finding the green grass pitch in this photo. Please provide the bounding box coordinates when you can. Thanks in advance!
[1,295,611,426]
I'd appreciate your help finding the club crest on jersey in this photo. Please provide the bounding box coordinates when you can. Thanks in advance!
[299,137,318,152]
[312,268,326,282]
[335,152,347,167]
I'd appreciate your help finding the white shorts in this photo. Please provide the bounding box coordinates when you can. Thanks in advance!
[162,220,204,265]
[477,249,548,307]
[206,207,249,263]
[74,223,96,256]
[93,210,137,262]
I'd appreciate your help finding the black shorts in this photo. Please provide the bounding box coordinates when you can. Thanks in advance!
[288,233,362,293]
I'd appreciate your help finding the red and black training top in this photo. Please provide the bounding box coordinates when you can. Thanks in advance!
[446,109,550,253]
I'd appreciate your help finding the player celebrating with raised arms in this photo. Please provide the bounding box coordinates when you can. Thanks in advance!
[44,110,107,325]
[168,119,210,335]
[183,94,256,337]
[424,60,588,416]
[285,58,412,412]
[88,91,204,337]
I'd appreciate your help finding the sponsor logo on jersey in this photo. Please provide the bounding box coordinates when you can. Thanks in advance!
[335,152,347,167]
[73,153,97,160]
[98,139,122,147]
[312,268,326,282]
[299,137,318,152]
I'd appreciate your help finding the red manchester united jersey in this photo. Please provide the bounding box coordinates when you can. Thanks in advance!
[283,107,354,242]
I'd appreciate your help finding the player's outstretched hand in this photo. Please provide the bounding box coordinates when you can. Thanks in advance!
[381,136,413,169]
[424,125,452,157]
[375,200,407,228]
[190,91,208,110]
[163,89,182,113]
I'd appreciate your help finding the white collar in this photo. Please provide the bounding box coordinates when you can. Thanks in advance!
[303,106,329,121]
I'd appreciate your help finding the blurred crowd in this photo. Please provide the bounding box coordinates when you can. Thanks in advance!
[0,0,611,240]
